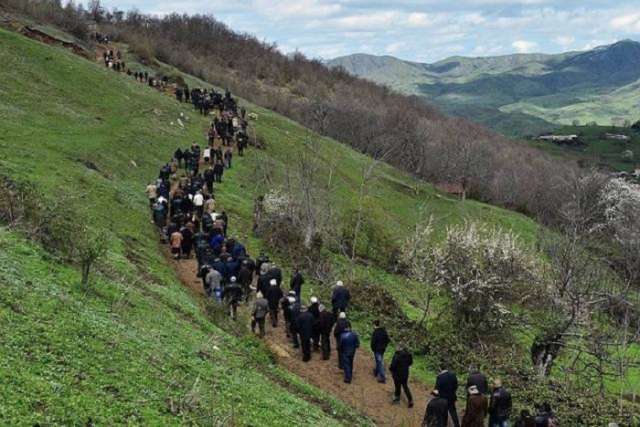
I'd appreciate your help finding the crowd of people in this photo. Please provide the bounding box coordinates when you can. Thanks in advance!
[135,57,559,427]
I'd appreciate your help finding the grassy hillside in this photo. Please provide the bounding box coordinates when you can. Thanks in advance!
[0,24,545,424]
[0,27,369,425]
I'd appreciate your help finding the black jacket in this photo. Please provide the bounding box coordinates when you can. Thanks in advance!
[389,349,413,382]
[331,286,351,311]
[224,283,242,303]
[435,371,458,402]
[318,311,335,335]
[370,327,390,354]
[265,286,283,310]
[238,266,252,286]
[466,372,489,395]
[424,396,449,427]
[296,311,315,339]
[290,272,304,294]
[489,387,512,421]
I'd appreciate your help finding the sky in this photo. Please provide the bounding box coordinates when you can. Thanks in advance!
[99,0,640,63]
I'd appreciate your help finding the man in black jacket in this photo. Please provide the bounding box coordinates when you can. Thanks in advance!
[489,379,512,427]
[289,298,301,348]
[290,269,304,301]
[370,319,391,383]
[423,390,449,427]
[265,281,283,327]
[309,296,321,351]
[390,346,413,407]
[466,366,489,396]
[317,305,335,360]
[333,312,351,369]
[331,280,351,316]
[296,306,315,362]
[435,367,460,427]
[238,261,253,301]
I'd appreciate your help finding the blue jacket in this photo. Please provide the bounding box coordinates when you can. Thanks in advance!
[340,331,360,355]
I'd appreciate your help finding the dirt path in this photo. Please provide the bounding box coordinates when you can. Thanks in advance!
[168,238,432,427]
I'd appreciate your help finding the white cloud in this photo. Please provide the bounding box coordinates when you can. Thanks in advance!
[512,40,539,53]
[385,42,406,54]
[407,12,432,28]
[554,36,575,48]
[252,0,341,19]
[610,13,640,32]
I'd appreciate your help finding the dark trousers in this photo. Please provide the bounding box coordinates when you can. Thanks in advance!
[447,400,460,427]
[393,377,413,403]
[291,328,299,348]
[269,308,278,327]
[228,302,238,320]
[206,182,214,194]
[335,338,343,368]
[300,336,312,362]
[342,351,355,382]
[320,333,331,360]
[251,317,265,338]
[312,331,320,351]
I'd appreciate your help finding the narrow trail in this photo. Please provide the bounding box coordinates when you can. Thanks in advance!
[171,250,431,426]
[102,42,435,426]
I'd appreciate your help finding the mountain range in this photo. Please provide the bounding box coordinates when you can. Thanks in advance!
[328,40,640,137]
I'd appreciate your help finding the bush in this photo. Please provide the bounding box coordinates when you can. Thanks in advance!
[339,200,399,269]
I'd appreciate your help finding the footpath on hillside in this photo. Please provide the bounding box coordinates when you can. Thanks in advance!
[97,42,434,426]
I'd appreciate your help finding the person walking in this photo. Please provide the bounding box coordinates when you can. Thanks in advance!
[331,280,350,316]
[333,312,351,370]
[225,276,243,320]
[423,390,449,427]
[339,325,360,384]
[296,306,315,362]
[489,379,512,427]
[462,385,488,427]
[389,346,414,407]
[435,367,460,427]
[309,296,321,351]
[251,292,269,338]
[290,269,304,301]
[466,366,489,396]
[317,304,335,360]
[170,229,183,260]
[266,280,283,327]
[205,267,222,300]
[370,319,391,383]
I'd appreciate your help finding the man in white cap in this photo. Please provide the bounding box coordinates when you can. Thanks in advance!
[281,292,296,337]
[331,280,351,317]
[251,292,269,338]
[318,304,335,360]
[296,305,315,362]
[333,312,351,370]
[225,276,243,320]
[265,279,283,327]
[309,296,321,351]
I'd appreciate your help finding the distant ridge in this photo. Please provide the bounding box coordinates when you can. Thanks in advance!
[327,40,640,137]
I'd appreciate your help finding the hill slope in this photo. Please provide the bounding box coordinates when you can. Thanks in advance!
[329,40,640,137]
[0,23,543,424]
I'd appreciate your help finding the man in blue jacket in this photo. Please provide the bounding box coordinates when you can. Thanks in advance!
[339,326,360,384]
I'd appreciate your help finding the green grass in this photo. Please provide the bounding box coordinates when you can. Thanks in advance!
[526,125,640,171]
[0,27,372,425]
